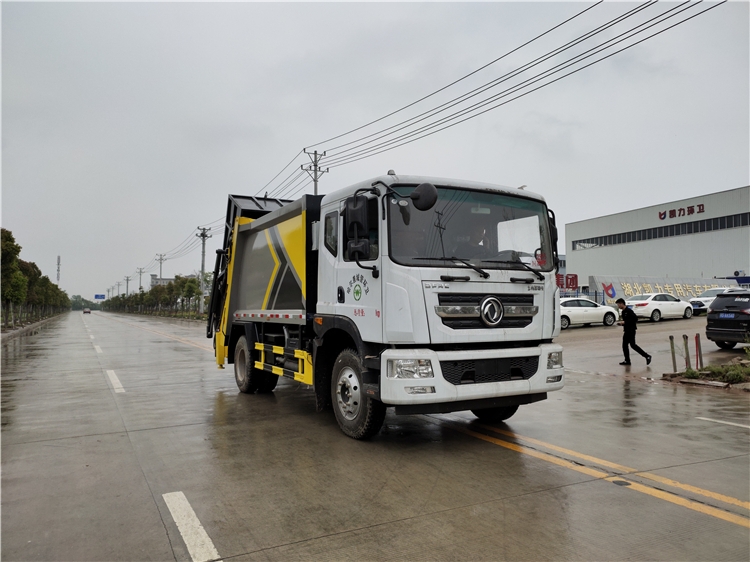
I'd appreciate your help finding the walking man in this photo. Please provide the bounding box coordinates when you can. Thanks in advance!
[616,298,652,366]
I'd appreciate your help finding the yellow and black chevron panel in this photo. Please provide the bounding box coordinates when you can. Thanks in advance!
[233,211,307,312]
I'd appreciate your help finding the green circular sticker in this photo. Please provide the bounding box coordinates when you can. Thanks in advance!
[353,284,362,301]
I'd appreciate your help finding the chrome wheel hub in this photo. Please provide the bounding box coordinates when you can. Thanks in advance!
[336,367,361,421]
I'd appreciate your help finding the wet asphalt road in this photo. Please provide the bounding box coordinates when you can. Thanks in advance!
[2,311,749,561]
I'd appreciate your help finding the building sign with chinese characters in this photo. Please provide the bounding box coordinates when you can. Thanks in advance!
[658,204,704,221]
[588,275,738,306]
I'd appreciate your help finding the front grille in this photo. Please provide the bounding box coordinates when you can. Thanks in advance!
[437,293,535,329]
[440,357,539,385]
[438,294,534,306]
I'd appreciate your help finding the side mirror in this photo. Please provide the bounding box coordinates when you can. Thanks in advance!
[548,209,558,246]
[410,183,438,211]
[347,239,370,261]
[344,195,369,238]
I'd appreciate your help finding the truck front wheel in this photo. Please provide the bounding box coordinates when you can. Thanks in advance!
[471,405,519,423]
[234,335,278,394]
[331,349,386,439]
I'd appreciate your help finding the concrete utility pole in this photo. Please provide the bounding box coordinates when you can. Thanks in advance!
[124,276,131,296]
[156,254,167,283]
[196,227,213,314]
[301,149,329,196]
[115,281,122,297]
[57,256,61,283]
[136,268,146,291]
[107,288,111,300]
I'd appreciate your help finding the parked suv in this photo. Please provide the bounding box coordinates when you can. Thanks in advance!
[690,287,730,315]
[706,290,750,349]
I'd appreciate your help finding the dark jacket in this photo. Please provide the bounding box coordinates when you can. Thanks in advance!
[621,307,638,333]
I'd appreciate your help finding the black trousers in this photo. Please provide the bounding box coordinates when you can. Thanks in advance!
[622,331,648,362]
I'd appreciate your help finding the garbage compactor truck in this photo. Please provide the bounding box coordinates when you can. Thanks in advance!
[207,172,564,439]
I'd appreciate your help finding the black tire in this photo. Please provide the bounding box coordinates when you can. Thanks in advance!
[603,312,616,326]
[471,405,519,423]
[331,349,386,439]
[234,336,278,394]
[716,341,737,350]
[650,309,661,322]
[683,307,693,319]
[560,316,570,330]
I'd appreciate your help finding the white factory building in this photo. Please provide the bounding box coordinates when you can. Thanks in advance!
[565,186,750,285]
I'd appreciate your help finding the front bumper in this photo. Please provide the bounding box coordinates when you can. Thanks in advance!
[379,343,564,406]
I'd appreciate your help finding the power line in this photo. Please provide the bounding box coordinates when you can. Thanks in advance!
[323,0,721,169]
[304,1,605,149]
[267,168,306,198]
[320,0,659,162]
[278,174,313,200]
[253,150,305,196]
[320,0,690,167]
[256,2,605,199]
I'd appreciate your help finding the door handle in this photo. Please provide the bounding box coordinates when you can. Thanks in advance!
[337,287,345,303]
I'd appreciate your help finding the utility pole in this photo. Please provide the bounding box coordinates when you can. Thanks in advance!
[124,276,131,296]
[301,149,329,196]
[107,288,110,300]
[57,256,61,283]
[115,281,122,297]
[156,254,167,283]
[136,268,145,291]
[196,227,213,314]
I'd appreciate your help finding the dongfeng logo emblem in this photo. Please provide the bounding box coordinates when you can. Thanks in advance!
[480,296,504,327]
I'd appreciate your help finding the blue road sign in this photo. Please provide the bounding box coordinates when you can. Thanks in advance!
[94,294,106,300]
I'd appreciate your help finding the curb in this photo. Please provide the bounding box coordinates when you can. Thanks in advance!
[1,315,62,344]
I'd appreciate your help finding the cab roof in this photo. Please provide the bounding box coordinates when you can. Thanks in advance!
[320,174,547,206]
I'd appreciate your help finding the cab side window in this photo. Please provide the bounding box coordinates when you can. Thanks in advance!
[324,212,338,257]
[343,198,379,261]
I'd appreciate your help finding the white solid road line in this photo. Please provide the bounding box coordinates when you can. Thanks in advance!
[696,417,750,429]
[106,370,125,393]
[162,491,222,562]
[94,345,103,354]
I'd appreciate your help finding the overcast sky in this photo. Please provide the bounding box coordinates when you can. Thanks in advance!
[3,1,748,300]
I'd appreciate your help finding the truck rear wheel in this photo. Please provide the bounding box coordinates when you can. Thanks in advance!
[331,349,386,440]
[471,405,519,423]
[234,335,278,394]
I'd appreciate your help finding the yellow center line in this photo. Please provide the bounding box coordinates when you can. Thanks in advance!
[99,315,214,352]
[476,423,750,511]
[429,419,750,529]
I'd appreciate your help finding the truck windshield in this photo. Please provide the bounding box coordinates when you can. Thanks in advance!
[388,186,554,272]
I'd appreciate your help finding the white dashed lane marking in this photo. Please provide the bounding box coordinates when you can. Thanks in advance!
[106,370,125,393]
[94,345,103,354]
[162,491,222,562]
[696,417,750,429]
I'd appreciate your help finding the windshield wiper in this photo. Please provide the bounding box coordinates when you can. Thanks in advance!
[414,257,490,279]
[484,260,544,280]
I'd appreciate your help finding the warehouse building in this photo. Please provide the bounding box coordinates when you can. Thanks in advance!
[565,186,750,286]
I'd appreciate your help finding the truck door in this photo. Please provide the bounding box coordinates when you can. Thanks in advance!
[335,197,383,344]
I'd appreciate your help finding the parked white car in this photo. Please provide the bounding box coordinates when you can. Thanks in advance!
[559,297,618,330]
[626,293,693,321]
[689,288,729,315]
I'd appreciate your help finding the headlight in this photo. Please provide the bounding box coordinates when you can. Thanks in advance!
[547,351,563,369]
[387,359,434,379]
